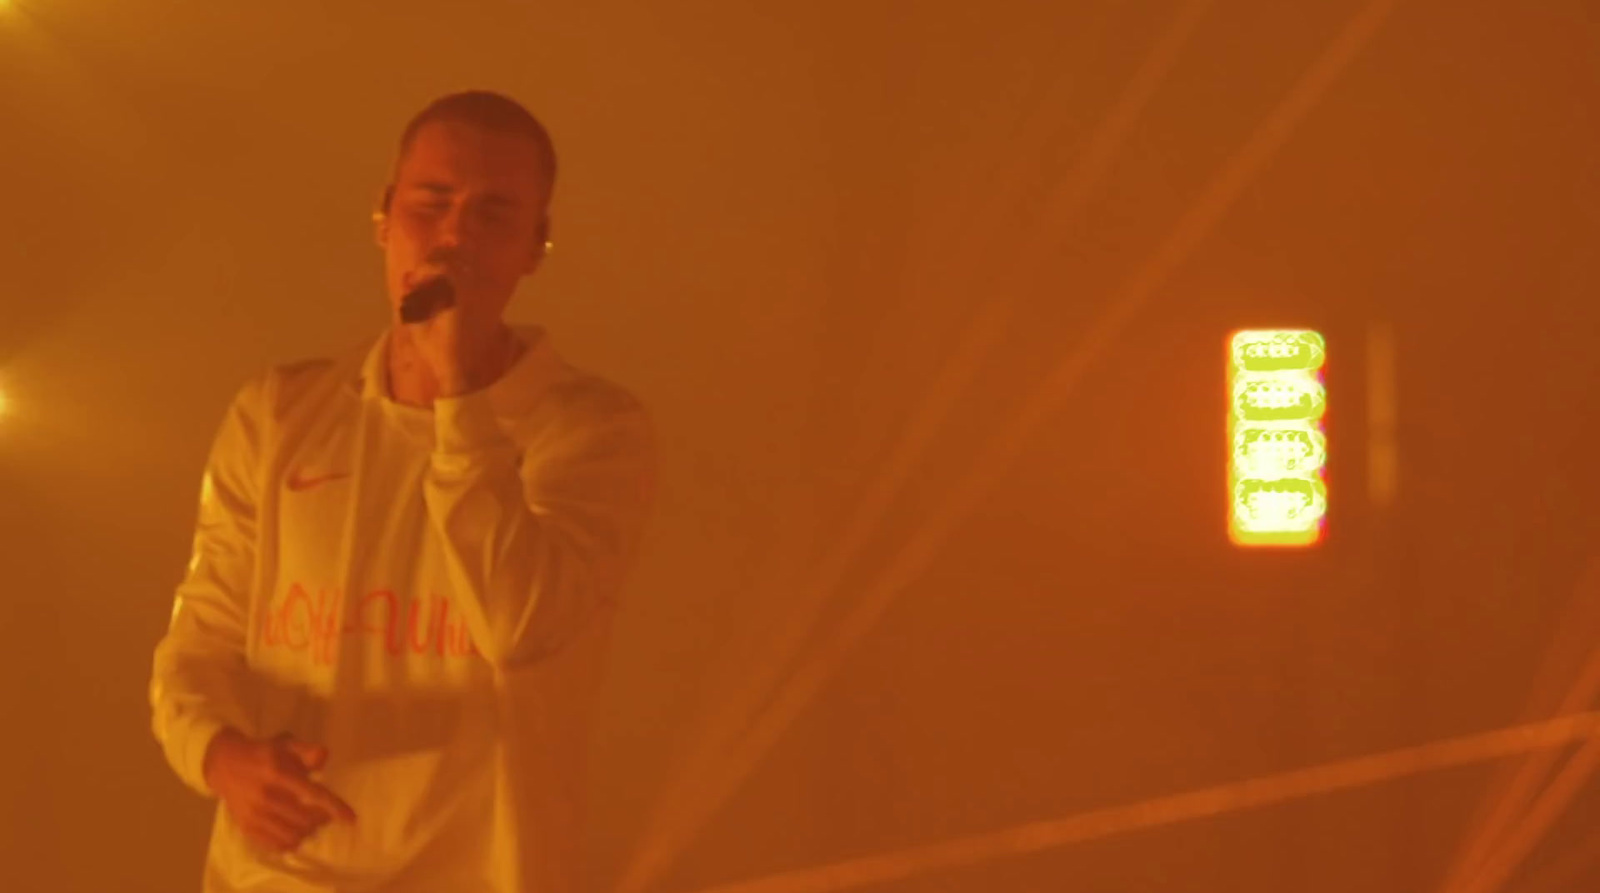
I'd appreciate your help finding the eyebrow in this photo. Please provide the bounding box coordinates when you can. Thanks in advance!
[404,182,522,207]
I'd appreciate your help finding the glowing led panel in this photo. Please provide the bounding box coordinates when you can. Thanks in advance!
[1229,329,1326,546]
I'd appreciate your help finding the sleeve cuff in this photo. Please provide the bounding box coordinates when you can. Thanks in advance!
[174,714,228,798]
[434,390,515,456]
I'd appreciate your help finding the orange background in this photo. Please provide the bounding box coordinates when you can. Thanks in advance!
[1,1,1598,891]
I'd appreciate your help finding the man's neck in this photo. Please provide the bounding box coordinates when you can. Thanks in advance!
[385,324,521,408]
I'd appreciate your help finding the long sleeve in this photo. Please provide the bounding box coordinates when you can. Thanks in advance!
[149,373,267,796]
[423,387,656,670]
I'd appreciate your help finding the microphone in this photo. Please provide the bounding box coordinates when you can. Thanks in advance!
[399,276,456,323]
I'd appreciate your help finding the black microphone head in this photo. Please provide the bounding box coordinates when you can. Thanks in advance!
[399,277,456,323]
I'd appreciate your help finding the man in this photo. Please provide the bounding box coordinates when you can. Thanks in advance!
[149,91,656,893]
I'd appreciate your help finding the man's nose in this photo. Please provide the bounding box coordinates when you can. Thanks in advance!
[437,202,471,248]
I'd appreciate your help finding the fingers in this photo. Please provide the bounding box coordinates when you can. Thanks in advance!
[230,786,331,854]
[281,738,328,772]
[263,786,332,834]
[268,736,356,824]
[215,734,356,854]
[284,775,358,825]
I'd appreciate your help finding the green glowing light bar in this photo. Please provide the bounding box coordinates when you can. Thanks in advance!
[1229,329,1326,546]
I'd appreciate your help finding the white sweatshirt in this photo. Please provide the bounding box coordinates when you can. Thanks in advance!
[149,325,656,893]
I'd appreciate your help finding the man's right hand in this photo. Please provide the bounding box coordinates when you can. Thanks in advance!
[202,727,358,853]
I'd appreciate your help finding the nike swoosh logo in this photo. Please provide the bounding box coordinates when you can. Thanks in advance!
[286,470,352,492]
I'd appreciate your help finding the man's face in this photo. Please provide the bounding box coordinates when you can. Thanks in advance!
[377,120,551,327]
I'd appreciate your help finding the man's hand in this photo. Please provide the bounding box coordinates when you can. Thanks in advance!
[408,304,474,398]
[202,728,357,853]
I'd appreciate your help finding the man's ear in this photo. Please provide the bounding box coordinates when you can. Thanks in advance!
[524,215,552,272]
[372,185,394,249]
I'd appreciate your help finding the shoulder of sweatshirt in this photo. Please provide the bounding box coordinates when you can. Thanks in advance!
[263,355,347,421]
[214,354,350,433]
[233,345,654,443]
[546,366,651,425]
[524,363,657,465]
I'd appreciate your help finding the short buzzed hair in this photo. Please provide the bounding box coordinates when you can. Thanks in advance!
[387,90,559,206]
